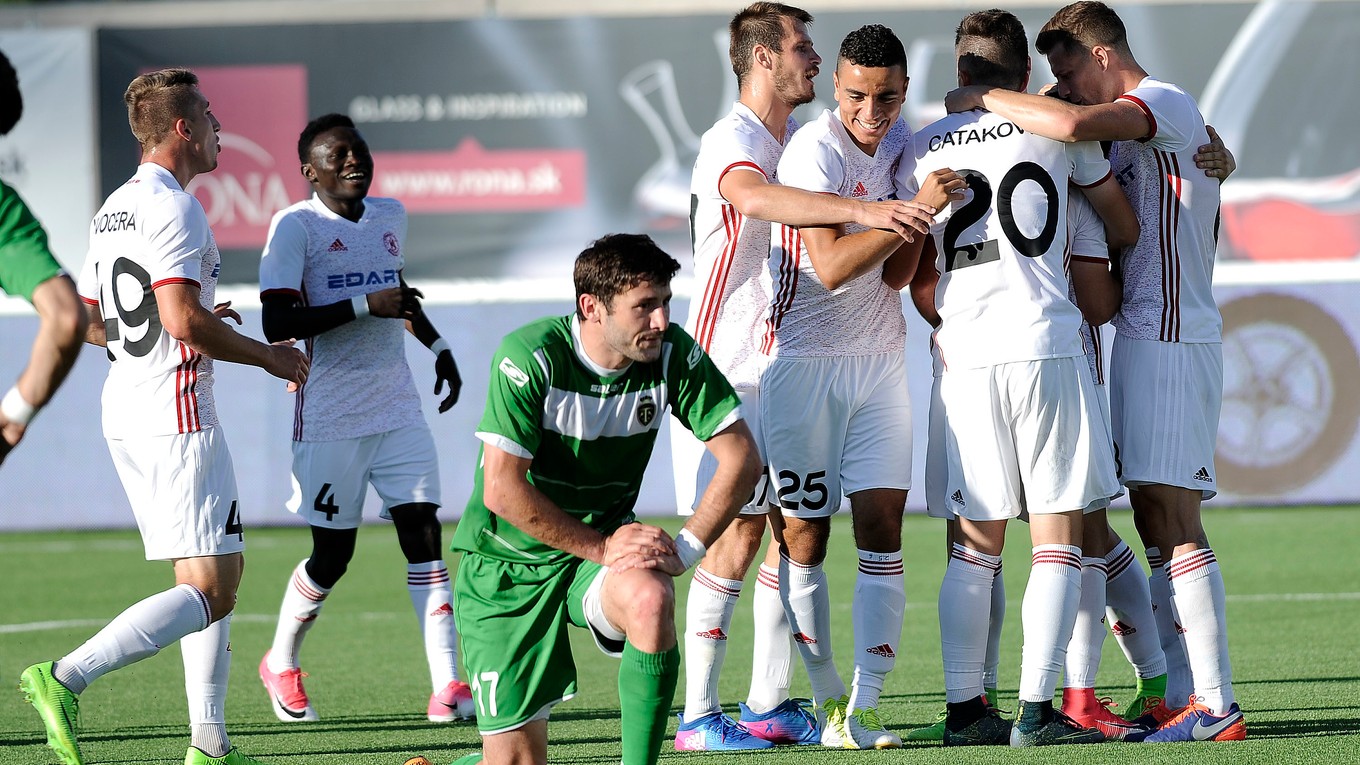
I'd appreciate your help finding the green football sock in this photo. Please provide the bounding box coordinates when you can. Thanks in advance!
[618,642,680,765]
[1136,673,1168,699]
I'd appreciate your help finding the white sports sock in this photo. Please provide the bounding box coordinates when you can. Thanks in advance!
[183,613,232,757]
[1064,557,1108,689]
[779,553,845,705]
[408,560,460,691]
[983,564,1005,691]
[1147,547,1192,703]
[1018,544,1082,703]
[54,583,211,694]
[849,549,904,711]
[682,567,741,721]
[1167,548,1236,714]
[940,544,999,703]
[746,564,793,714]
[1104,542,1166,679]
[268,560,330,673]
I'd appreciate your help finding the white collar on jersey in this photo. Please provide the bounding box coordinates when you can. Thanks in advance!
[570,315,631,379]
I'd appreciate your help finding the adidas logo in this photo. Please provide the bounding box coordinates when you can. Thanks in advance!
[430,602,453,617]
[1111,620,1136,636]
[866,643,895,658]
[328,238,348,252]
[793,632,817,645]
[1175,621,1187,635]
[1193,467,1212,482]
[951,489,965,507]
[852,181,868,197]
[295,614,317,623]
[695,627,728,641]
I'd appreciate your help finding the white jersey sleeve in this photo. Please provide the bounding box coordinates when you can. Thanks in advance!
[777,129,845,196]
[144,193,212,287]
[1065,140,1112,188]
[1118,81,1199,153]
[258,211,308,298]
[1066,191,1108,386]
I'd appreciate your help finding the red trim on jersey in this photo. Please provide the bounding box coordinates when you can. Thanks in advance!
[761,224,802,355]
[80,296,99,306]
[1118,95,1158,143]
[694,204,743,351]
[260,287,303,300]
[1154,150,1185,342]
[1073,169,1114,189]
[175,342,201,433]
[152,277,200,290]
[1071,255,1110,265]
[717,161,767,202]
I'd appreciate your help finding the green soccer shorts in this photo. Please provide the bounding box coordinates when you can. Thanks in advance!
[454,553,624,734]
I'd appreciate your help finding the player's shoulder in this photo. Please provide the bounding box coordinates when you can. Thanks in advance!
[501,315,570,359]
[363,196,407,218]
[1120,77,1200,119]
[269,197,319,226]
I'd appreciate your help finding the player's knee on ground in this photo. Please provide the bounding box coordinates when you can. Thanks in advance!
[391,502,443,563]
[306,526,359,588]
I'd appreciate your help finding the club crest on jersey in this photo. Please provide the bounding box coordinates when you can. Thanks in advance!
[499,357,530,387]
[383,231,400,257]
[636,394,657,426]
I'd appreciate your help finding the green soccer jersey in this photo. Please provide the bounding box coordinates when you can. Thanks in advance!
[452,314,741,565]
[0,179,62,302]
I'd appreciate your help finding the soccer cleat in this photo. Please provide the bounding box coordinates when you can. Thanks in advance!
[905,708,947,742]
[1062,693,1142,740]
[738,698,820,745]
[817,695,849,748]
[1010,704,1106,747]
[19,661,83,765]
[258,652,318,722]
[839,706,902,749]
[944,707,1012,747]
[428,679,476,722]
[185,747,267,765]
[1126,694,1176,729]
[673,711,775,751]
[1124,698,1246,743]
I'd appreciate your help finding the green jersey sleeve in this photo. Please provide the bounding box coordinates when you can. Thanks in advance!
[665,325,742,441]
[0,181,63,302]
[476,328,549,458]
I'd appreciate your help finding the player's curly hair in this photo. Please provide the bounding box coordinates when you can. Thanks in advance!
[574,233,680,317]
[956,9,1030,90]
[0,49,22,136]
[124,68,202,150]
[729,3,814,88]
[1037,1,1131,56]
[298,113,358,164]
[837,24,906,72]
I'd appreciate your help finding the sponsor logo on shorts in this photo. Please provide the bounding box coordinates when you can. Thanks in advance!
[636,394,657,426]
[694,627,727,641]
[1193,467,1213,482]
[499,357,530,387]
[951,489,966,507]
[1111,620,1135,636]
[793,632,817,645]
[866,643,895,658]
[1175,621,1187,635]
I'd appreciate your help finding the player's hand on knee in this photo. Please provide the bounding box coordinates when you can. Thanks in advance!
[602,523,676,567]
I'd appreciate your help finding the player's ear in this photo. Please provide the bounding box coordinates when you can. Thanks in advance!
[173,117,192,143]
[753,43,773,72]
[1020,58,1031,92]
[300,163,317,183]
[1092,45,1111,71]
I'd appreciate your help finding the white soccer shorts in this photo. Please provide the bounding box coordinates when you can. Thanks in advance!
[1110,336,1222,499]
[287,423,441,529]
[108,426,244,561]
[673,388,772,516]
[759,352,913,518]
[938,356,1119,521]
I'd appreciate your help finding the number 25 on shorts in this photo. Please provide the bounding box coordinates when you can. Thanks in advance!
[775,470,830,511]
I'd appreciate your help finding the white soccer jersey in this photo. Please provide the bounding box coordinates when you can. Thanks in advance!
[259,195,423,442]
[1067,190,1109,385]
[902,109,1110,369]
[1110,77,1222,343]
[763,109,910,358]
[78,163,221,438]
[687,102,797,390]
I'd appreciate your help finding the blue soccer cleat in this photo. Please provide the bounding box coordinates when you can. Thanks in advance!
[1125,698,1246,743]
[674,711,775,751]
[738,698,820,745]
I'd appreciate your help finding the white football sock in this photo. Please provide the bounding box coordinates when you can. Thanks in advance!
[1167,548,1236,714]
[849,549,904,712]
[984,564,1005,691]
[408,560,460,691]
[746,563,793,714]
[1104,542,1166,679]
[268,560,330,673]
[183,613,232,757]
[54,583,211,694]
[1018,544,1082,703]
[940,544,999,703]
[683,567,741,721]
[1147,548,1193,703]
[1064,557,1108,689]
[779,553,845,705]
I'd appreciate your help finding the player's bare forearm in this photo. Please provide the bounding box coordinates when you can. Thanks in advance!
[18,275,88,409]
[1080,179,1140,251]
[950,86,1149,143]
[882,233,929,291]
[83,301,108,347]
[803,225,907,291]
[158,283,308,389]
[724,172,858,228]
[1070,259,1121,326]
[684,421,762,548]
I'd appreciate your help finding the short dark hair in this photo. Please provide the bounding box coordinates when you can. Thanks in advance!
[298,113,357,164]
[729,3,814,88]
[956,9,1030,90]
[837,24,907,72]
[124,68,201,149]
[1037,1,1130,57]
[0,49,21,136]
[574,233,680,318]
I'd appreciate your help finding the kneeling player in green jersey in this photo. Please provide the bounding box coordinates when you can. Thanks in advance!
[451,233,762,765]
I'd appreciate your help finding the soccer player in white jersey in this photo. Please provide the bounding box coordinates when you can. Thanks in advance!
[903,9,1121,747]
[256,113,471,725]
[20,68,309,765]
[674,4,937,751]
[760,24,963,750]
[946,0,1245,743]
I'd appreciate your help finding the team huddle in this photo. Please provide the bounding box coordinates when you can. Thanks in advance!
[5,2,1241,765]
